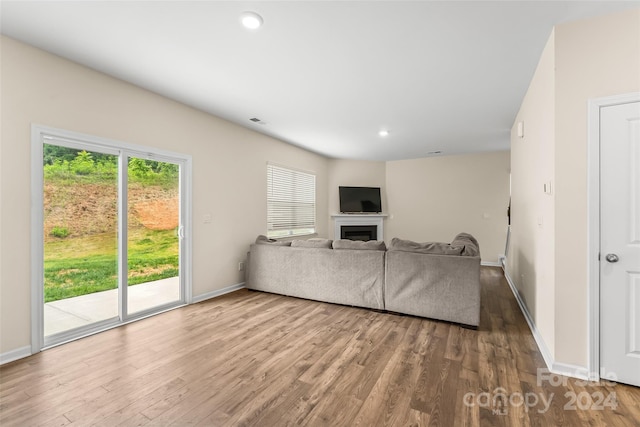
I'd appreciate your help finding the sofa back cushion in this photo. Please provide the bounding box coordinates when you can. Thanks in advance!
[290,238,333,249]
[255,235,292,246]
[451,232,480,256]
[332,239,387,251]
[388,237,464,255]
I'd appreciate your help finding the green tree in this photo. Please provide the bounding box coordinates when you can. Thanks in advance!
[70,150,95,175]
[43,145,78,165]
[128,158,153,179]
[158,162,179,179]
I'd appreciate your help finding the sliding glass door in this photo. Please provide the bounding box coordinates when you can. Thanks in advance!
[126,157,181,316]
[33,126,191,350]
[42,145,120,337]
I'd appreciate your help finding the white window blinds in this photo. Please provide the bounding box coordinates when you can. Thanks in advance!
[267,164,316,238]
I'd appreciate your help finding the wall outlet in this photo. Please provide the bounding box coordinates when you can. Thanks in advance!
[238,261,245,271]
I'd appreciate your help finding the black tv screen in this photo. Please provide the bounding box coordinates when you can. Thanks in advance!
[339,186,382,213]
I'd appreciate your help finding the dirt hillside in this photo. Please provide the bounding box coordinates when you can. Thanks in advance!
[44,182,179,241]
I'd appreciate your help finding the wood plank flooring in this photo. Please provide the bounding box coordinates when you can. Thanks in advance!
[1,267,639,426]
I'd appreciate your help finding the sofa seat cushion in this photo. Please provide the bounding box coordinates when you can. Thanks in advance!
[388,237,464,255]
[332,239,387,251]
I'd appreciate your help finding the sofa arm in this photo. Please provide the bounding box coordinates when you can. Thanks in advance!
[385,251,481,327]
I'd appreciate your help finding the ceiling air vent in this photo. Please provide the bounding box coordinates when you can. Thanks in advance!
[249,117,267,125]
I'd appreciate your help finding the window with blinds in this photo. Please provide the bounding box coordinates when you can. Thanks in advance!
[267,163,316,238]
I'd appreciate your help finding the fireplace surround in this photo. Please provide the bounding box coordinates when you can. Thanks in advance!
[331,214,387,241]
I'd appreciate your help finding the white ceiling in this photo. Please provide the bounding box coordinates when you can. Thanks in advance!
[2,1,638,161]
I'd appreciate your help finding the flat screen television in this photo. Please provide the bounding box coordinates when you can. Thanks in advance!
[339,186,382,213]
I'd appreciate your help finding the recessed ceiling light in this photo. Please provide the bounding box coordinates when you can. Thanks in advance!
[240,11,263,30]
[378,130,390,137]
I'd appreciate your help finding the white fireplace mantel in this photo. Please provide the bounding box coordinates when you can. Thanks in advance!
[331,214,388,241]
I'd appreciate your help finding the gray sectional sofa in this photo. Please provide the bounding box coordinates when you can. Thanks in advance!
[246,233,481,327]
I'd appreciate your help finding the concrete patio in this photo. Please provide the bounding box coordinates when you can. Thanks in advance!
[44,277,180,336]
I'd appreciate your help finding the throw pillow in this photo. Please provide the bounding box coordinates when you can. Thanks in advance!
[332,239,387,251]
[451,232,480,256]
[389,237,464,255]
[290,238,333,249]
[255,235,292,246]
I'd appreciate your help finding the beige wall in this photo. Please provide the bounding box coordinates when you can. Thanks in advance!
[508,31,556,357]
[386,152,511,264]
[507,8,640,369]
[554,9,640,366]
[0,36,330,354]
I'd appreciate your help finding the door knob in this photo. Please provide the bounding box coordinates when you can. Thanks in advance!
[605,253,619,263]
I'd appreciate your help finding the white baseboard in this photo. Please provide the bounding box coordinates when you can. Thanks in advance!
[550,362,590,381]
[192,282,245,304]
[481,261,502,267]
[502,268,554,370]
[501,267,588,381]
[0,345,32,365]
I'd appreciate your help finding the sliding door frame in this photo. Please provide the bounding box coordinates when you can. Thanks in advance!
[31,124,193,353]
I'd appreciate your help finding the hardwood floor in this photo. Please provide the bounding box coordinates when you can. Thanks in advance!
[1,267,639,426]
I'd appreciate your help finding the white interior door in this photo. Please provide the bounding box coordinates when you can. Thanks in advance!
[600,100,640,387]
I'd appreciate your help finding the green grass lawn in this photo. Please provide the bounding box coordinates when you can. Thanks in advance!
[44,228,178,303]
